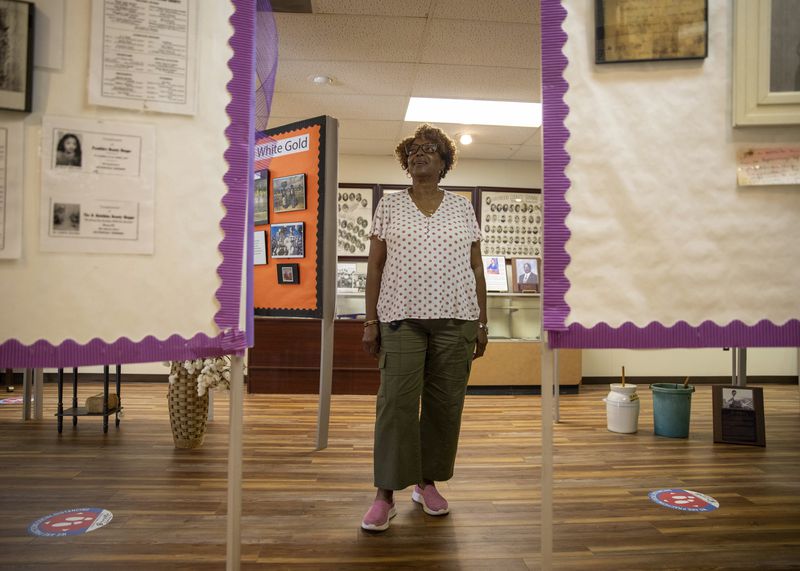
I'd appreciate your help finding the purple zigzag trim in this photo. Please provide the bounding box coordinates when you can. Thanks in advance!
[548,319,800,349]
[216,0,256,334]
[541,0,571,332]
[0,331,248,369]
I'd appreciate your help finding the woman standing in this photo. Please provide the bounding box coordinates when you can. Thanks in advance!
[361,124,488,531]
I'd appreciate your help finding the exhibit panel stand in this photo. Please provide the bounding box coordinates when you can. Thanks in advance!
[540,0,799,568]
[251,115,339,449]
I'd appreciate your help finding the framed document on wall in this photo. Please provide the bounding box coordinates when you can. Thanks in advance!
[595,0,708,64]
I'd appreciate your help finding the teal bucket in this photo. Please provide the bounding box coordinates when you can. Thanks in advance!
[650,383,695,438]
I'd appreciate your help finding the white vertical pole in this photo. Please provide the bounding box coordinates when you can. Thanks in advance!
[553,348,560,423]
[540,336,554,570]
[317,116,339,450]
[226,355,244,571]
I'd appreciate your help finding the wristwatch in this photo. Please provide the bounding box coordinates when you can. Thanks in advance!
[477,322,489,334]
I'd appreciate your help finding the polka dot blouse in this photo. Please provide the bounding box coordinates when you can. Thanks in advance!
[370,189,482,322]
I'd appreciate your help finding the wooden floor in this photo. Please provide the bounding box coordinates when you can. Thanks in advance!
[0,382,798,570]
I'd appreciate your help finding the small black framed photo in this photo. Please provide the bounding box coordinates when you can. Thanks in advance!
[277,263,299,284]
[712,386,766,447]
[0,0,34,112]
[272,173,306,213]
[595,0,707,64]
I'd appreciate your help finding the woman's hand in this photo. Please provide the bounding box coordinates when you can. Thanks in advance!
[473,328,488,360]
[362,324,381,357]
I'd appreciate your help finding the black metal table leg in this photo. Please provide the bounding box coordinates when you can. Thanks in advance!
[103,365,109,433]
[115,364,121,427]
[72,368,78,426]
[57,369,64,433]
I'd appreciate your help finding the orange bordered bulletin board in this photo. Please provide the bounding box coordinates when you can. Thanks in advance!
[253,116,333,317]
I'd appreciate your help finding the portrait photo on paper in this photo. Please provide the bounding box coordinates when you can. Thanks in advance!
[54,131,83,168]
[51,202,80,234]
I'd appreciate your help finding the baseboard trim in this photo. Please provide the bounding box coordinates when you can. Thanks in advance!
[582,375,798,385]
[467,385,580,396]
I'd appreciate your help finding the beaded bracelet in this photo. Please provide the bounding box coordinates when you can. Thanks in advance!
[363,319,379,328]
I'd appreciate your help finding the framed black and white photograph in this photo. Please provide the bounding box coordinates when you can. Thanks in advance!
[337,185,373,257]
[253,230,267,266]
[254,169,269,225]
[479,189,542,259]
[0,0,34,112]
[595,0,707,64]
[270,221,304,259]
[713,385,766,447]
[272,173,306,214]
[277,263,299,284]
[512,257,540,293]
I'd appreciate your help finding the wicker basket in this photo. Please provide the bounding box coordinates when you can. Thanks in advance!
[167,363,209,449]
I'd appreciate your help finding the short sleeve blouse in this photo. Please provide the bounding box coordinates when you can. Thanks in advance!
[369,189,481,322]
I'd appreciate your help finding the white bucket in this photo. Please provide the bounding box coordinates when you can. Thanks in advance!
[604,383,640,434]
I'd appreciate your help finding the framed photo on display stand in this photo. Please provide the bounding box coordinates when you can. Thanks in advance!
[712,385,766,446]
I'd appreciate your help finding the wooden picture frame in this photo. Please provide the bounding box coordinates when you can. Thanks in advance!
[277,263,299,285]
[0,0,34,112]
[733,0,800,126]
[511,257,540,293]
[712,385,766,446]
[595,0,708,64]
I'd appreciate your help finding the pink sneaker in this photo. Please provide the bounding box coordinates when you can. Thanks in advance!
[361,499,397,531]
[412,484,449,515]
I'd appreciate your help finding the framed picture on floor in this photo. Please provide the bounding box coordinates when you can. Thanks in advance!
[272,173,306,213]
[269,222,304,259]
[712,385,766,447]
[0,0,34,112]
[277,263,299,284]
[595,0,708,64]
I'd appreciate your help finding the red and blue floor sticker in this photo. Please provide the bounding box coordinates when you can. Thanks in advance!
[649,489,719,512]
[29,508,113,537]
[0,397,23,405]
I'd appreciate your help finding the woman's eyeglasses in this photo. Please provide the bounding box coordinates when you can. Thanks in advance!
[405,143,438,156]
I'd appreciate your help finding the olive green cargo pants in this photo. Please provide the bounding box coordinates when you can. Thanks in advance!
[374,319,478,490]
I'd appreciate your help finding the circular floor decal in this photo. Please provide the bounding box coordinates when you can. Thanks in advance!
[29,508,113,537]
[649,489,719,512]
[0,397,23,404]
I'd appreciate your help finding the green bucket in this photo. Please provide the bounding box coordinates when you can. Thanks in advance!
[650,383,695,438]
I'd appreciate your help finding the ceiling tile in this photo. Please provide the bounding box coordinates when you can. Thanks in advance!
[509,145,542,161]
[422,20,538,68]
[412,63,540,101]
[274,14,425,62]
[312,0,431,17]
[270,93,409,120]
[399,122,537,146]
[432,0,539,24]
[456,142,519,160]
[338,138,398,156]
[274,60,417,95]
[337,119,404,141]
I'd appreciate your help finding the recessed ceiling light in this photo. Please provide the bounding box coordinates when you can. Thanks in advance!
[459,134,473,145]
[405,97,541,128]
[311,75,333,85]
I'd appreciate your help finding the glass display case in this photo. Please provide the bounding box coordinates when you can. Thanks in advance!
[486,293,541,341]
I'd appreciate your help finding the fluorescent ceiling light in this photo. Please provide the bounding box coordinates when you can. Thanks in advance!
[405,97,541,128]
